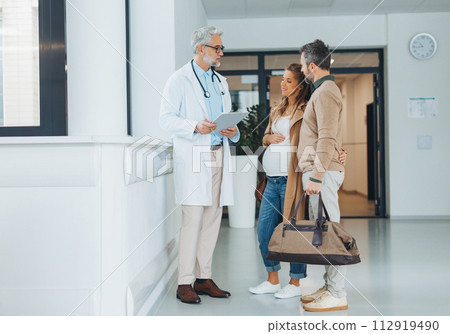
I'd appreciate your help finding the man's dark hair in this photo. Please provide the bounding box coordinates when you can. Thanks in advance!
[299,39,331,71]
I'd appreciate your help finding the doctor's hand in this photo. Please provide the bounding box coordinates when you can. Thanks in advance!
[220,126,238,138]
[305,179,322,195]
[195,120,217,135]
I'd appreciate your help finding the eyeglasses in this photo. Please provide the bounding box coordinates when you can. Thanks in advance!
[204,44,225,54]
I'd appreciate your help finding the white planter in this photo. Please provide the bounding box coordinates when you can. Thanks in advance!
[228,155,258,228]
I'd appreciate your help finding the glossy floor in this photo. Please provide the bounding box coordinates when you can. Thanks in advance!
[154,218,450,316]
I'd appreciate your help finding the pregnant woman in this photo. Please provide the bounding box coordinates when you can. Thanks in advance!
[250,63,346,299]
[249,63,310,299]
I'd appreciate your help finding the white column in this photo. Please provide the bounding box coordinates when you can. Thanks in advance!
[66,0,127,137]
[128,0,176,140]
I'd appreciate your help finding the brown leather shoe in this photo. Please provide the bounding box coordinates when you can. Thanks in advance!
[176,285,201,304]
[194,279,231,298]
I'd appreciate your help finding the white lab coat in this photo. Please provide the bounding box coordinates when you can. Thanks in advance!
[159,61,239,206]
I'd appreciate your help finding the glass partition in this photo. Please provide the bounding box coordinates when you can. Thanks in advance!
[265,52,379,70]
[219,55,258,71]
[265,54,301,70]
[225,74,259,112]
[331,52,379,68]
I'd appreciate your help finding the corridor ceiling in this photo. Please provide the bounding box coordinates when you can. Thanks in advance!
[201,0,450,19]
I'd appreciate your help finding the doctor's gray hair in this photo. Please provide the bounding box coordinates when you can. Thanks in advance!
[191,26,223,54]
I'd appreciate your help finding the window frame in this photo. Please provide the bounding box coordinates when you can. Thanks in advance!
[0,0,67,137]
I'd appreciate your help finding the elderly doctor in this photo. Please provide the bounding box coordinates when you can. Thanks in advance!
[159,26,239,304]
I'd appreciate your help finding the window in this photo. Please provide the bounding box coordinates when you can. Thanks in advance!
[265,54,301,70]
[331,52,379,68]
[0,0,66,136]
[219,55,258,71]
[0,0,40,127]
[227,74,259,112]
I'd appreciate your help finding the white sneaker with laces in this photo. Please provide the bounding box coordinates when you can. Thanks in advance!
[274,284,302,299]
[300,285,327,303]
[303,290,348,312]
[249,281,280,294]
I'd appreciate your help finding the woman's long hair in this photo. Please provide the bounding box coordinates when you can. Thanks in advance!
[272,63,311,124]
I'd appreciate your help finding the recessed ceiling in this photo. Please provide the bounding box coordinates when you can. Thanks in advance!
[201,0,450,19]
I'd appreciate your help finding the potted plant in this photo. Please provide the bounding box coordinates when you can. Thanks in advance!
[228,103,268,228]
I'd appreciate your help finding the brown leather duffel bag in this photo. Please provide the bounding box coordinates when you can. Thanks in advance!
[267,192,361,265]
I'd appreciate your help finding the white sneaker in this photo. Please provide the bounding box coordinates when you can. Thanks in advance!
[300,285,327,303]
[249,281,280,294]
[274,284,302,299]
[303,290,348,312]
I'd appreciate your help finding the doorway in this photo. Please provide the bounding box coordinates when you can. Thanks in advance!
[336,73,376,217]
[221,49,386,218]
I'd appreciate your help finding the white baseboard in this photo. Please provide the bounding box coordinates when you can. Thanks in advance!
[126,237,178,316]
[136,260,177,316]
[389,215,450,220]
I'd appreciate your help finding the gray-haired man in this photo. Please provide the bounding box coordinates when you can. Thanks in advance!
[298,39,347,312]
[160,26,239,304]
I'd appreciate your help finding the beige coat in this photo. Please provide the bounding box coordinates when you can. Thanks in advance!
[297,80,345,181]
[262,102,307,223]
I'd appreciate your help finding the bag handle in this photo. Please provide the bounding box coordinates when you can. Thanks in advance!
[291,192,330,223]
[317,192,331,224]
[290,191,331,247]
[290,191,306,224]
[312,193,332,247]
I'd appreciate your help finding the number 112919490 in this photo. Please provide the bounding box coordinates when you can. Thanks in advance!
[372,320,439,331]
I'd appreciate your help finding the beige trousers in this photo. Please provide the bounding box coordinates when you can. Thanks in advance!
[178,148,223,285]
[303,171,347,298]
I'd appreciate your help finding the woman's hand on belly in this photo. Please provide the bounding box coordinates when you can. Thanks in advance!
[267,133,285,145]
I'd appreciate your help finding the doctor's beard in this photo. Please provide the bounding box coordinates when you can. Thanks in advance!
[203,53,220,68]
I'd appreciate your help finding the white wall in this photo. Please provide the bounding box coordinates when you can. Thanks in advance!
[0,0,207,316]
[0,139,178,316]
[209,15,387,51]
[386,12,450,216]
[209,12,450,216]
[129,0,207,140]
[174,0,207,68]
[128,0,176,140]
[124,0,207,315]
[0,142,102,315]
[66,0,127,137]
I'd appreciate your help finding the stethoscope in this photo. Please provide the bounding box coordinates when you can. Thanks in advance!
[191,59,225,98]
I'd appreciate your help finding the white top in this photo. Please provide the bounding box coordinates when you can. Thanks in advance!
[262,116,293,177]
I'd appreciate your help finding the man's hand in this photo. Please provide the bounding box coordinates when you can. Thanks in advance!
[220,126,238,138]
[195,119,217,135]
[305,179,322,195]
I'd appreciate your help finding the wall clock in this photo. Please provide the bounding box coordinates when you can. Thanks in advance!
[409,33,437,60]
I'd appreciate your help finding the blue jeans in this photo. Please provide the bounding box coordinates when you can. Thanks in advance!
[257,176,307,279]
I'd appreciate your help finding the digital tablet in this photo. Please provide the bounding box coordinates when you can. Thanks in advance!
[212,111,248,134]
